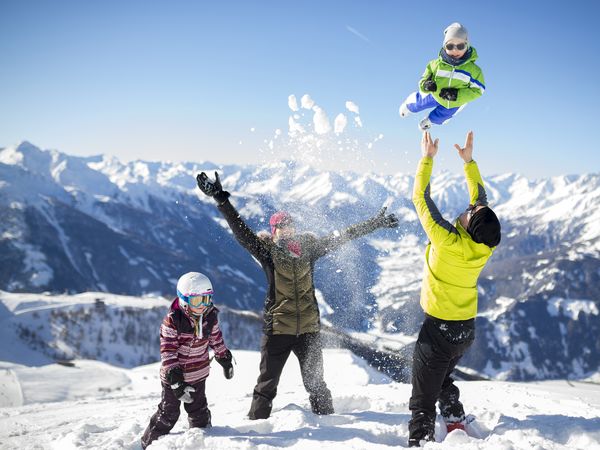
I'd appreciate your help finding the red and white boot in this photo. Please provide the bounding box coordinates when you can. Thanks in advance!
[446,421,466,433]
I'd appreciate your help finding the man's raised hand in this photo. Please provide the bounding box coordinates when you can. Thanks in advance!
[454,131,474,163]
[421,131,439,158]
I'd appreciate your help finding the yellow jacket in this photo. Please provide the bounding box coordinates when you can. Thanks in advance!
[412,157,494,320]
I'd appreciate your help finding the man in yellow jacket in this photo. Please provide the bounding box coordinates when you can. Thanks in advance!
[408,131,501,447]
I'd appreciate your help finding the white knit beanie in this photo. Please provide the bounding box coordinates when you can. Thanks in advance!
[443,22,469,45]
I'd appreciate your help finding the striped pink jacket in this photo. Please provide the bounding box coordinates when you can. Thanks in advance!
[159,299,229,385]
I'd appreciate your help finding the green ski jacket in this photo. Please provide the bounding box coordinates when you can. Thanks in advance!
[412,157,495,320]
[419,47,485,109]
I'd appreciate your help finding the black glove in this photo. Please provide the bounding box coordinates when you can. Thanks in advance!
[215,349,234,379]
[196,171,230,205]
[439,87,458,101]
[374,207,399,229]
[166,367,196,403]
[422,76,437,92]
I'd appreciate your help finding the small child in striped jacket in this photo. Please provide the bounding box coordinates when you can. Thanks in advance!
[142,272,233,449]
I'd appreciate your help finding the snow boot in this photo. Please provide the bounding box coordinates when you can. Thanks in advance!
[445,414,476,433]
[408,430,435,447]
[399,102,411,118]
[419,117,432,131]
[446,421,465,433]
[408,412,435,447]
[309,390,334,415]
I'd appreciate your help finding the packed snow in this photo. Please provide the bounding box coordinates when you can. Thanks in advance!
[2,293,599,449]
[2,350,600,449]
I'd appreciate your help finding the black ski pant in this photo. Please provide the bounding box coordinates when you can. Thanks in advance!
[408,314,475,445]
[141,380,210,449]
[248,332,334,419]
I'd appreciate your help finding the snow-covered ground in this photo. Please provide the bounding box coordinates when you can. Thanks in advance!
[1,350,600,450]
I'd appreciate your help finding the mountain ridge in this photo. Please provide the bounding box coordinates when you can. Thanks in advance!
[1,140,599,381]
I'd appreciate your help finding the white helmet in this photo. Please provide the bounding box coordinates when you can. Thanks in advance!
[176,272,214,309]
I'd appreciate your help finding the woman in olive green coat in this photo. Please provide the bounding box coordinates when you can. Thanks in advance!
[196,170,398,419]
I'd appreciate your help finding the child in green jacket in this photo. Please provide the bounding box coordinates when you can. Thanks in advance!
[399,23,485,131]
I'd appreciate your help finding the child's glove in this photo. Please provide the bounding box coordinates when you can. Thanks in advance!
[172,382,196,403]
[196,171,230,205]
[167,367,196,403]
[215,349,234,379]
[423,78,437,92]
[439,87,458,101]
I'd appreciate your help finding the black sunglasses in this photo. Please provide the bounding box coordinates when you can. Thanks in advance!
[445,42,467,51]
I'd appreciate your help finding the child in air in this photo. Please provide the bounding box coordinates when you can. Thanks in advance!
[141,272,234,449]
[399,22,485,131]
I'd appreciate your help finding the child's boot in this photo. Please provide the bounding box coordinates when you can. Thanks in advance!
[399,102,411,118]
[419,117,432,131]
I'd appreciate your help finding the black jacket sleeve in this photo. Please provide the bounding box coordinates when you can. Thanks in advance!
[216,199,270,263]
[310,216,382,260]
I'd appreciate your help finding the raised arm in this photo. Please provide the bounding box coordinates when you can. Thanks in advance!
[197,172,270,263]
[412,132,459,247]
[454,131,488,206]
[310,208,398,260]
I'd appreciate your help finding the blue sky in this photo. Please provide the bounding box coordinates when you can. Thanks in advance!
[1,0,598,177]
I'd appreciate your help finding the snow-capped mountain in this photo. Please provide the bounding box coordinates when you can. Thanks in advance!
[0,291,264,369]
[1,141,599,381]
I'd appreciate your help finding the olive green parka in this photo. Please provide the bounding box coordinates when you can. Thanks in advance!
[217,199,385,335]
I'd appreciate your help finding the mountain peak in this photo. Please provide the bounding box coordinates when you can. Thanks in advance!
[15,140,40,152]
[0,141,42,166]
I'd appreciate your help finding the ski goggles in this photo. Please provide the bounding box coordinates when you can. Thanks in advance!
[177,290,214,308]
[445,42,467,51]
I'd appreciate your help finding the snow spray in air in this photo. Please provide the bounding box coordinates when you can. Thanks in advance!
[245,94,405,332]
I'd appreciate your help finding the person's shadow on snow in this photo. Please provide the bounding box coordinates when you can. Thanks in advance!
[208,405,411,447]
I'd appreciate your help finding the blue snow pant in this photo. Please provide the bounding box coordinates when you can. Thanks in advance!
[404,92,463,125]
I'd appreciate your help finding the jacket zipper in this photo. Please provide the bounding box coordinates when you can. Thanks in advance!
[183,314,204,372]
[447,68,455,109]
[184,314,200,372]
[292,259,300,336]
